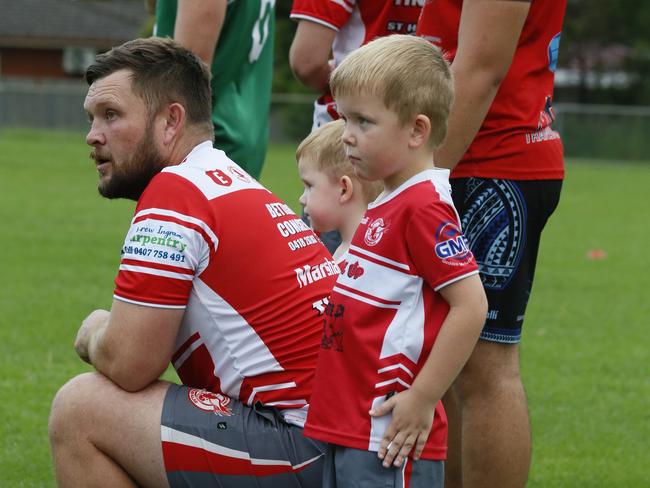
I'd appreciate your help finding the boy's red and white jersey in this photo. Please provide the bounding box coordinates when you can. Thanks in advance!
[304,169,479,459]
[114,141,338,426]
[417,0,567,180]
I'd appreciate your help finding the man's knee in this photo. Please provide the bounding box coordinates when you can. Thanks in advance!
[454,341,523,401]
[49,372,107,444]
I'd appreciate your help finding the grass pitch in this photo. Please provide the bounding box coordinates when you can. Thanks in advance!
[0,129,648,486]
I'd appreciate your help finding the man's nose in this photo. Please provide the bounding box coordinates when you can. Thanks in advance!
[86,121,105,146]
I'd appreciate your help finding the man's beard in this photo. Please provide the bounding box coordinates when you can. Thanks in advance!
[96,122,166,201]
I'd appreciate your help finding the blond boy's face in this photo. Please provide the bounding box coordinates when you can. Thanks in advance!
[298,156,343,234]
[337,92,417,191]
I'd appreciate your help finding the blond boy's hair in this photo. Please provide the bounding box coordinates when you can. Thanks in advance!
[296,120,382,203]
[329,34,453,148]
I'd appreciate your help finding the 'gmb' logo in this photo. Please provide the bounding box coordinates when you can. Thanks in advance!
[434,222,473,266]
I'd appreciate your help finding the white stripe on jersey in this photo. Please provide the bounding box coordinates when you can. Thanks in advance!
[374,377,412,389]
[333,285,401,310]
[289,14,339,31]
[264,399,308,407]
[377,363,415,378]
[349,244,411,271]
[118,264,194,281]
[113,295,186,310]
[434,270,480,292]
[369,395,391,452]
[331,0,354,13]
[133,207,219,252]
[172,335,204,370]
[247,382,298,405]
[177,279,285,398]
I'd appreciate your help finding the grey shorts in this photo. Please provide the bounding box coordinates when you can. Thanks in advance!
[161,384,326,487]
[322,444,444,488]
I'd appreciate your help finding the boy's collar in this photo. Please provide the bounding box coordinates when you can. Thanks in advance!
[369,167,450,208]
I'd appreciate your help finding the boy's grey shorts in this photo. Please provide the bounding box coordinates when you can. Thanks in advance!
[161,384,326,487]
[322,443,444,488]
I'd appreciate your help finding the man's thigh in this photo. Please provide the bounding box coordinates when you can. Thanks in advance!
[52,372,171,487]
[451,177,562,344]
[161,384,325,487]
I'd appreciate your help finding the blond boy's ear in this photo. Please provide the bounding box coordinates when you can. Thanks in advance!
[408,114,432,149]
[339,175,354,204]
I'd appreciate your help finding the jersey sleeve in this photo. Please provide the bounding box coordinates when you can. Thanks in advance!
[113,172,215,308]
[290,0,356,31]
[406,202,479,291]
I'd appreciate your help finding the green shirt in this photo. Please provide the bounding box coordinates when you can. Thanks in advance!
[155,0,275,179]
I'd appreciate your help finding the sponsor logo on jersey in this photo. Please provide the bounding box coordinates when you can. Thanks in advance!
[187,388,234,416]
[364,218,390,246]
[313,296,330,315]
[434,221,474,266]
[295,258,340,288]
[339,260,365,280]
[321,301,345,352]
[526,96,560,144]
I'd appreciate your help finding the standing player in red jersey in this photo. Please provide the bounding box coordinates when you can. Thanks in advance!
[417,1,567,487]
[289,0,423,131]
[48,38,337,487]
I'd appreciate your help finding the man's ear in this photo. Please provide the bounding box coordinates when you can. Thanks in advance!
[409,114,431,149]
[339,175,354,204]
[161,102,186,146]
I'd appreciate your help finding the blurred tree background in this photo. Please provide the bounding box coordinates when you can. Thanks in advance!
[558,0,650,104]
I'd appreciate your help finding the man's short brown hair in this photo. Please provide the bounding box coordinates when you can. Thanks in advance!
[86,37,212,129]
[330,34,454,148]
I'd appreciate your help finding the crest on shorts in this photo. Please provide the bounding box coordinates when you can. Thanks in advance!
[364,218,389,247]
[187,388,234,416]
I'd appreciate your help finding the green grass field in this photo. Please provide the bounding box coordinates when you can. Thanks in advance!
[0,129,648,486]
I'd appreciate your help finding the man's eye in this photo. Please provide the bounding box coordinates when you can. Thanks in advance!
[105,110,117,120]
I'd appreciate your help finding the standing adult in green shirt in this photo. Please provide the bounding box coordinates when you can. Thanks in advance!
[154,0,275,179]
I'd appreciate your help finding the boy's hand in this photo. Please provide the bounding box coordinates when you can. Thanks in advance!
[369,388,436,468]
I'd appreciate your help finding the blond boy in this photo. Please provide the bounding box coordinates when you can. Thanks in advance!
[296,119,382,260]
[303,35,488,487]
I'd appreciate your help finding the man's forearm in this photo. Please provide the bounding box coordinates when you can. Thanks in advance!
[174,0,227,65]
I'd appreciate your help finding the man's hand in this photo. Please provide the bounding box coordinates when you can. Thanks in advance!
[74,309,110,364]
[369,388,437,468]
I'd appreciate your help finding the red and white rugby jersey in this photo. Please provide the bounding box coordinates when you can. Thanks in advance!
[417,0,567,180]
[114,141,338,426]
[304,169,479,459]
[291,0,422,128]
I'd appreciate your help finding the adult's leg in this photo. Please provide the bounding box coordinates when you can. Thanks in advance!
[49,372,171,488]
[455,341,530,488]
[447,178,561,487]
[441,388,463,488]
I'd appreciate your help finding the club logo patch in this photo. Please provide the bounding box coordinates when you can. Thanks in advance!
[187,388,234,416]
[434,221,474,266]
[364,218,389,247]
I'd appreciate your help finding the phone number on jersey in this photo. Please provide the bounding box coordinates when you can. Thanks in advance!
[121,246,186,263]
